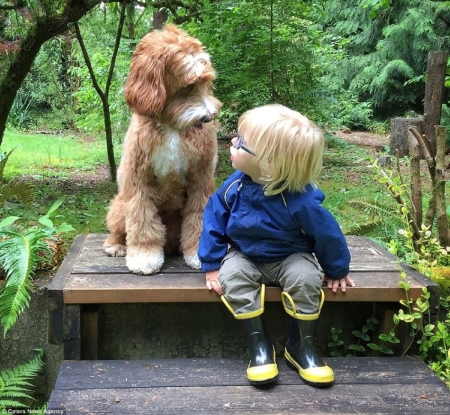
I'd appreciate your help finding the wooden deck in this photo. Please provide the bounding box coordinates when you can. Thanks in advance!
[47,357,450,414]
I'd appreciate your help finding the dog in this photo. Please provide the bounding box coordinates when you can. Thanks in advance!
[103,24,222,275]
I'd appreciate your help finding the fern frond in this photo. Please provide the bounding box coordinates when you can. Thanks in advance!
[0,179,35,206]
[348,200,398,218]
[0,349,44,410]
[0,228,50,336]
[346,220,383,236]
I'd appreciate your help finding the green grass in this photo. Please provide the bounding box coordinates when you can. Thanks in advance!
[0,130,385,241]
[2,131,109,179]
[1,131,118,246]
[0,128,440,252]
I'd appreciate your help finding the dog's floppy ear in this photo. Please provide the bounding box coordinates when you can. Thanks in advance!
[124,43,167,117]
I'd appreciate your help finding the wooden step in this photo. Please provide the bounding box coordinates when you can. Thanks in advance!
[49,234,439,304]
[47,234,442,360]
[47,357,450,414]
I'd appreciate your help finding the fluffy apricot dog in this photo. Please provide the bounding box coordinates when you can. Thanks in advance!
[103,25,222,275]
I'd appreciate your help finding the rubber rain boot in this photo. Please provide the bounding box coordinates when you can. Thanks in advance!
[241,316,279,385]
[284,315,334,387]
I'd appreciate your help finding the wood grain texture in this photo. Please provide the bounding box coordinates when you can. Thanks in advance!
[62,271,426,304]
[72,234,401,274]
[54,234,439,305]
[47,357,450,414]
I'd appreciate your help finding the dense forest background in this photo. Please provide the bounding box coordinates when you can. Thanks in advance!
[1,0,450,147]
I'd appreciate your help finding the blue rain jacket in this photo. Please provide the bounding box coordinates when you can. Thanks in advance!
[198,170,351,280]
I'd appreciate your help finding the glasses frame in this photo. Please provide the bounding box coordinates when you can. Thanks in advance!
[234,134,257,156]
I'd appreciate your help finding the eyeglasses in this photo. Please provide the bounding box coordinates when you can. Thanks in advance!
[233,135,257,156]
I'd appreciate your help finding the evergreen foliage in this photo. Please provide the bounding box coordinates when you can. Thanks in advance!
[321,0,450,118]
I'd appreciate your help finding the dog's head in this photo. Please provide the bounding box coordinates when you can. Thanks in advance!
[124,24,222,130]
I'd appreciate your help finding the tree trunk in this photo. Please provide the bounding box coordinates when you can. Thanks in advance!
[153,8,169,30]
[390,118,424,158]
[424,51,448,155]
[0,1,113,146]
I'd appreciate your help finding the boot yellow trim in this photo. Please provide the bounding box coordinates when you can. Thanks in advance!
[221,284,266,320]
[281,289,324,320]
[285,348,334,385]
[247,348,279,383]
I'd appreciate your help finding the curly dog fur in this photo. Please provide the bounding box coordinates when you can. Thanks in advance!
[103,25,222,275]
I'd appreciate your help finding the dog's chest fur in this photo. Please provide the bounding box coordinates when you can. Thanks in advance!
[151,129,190,180]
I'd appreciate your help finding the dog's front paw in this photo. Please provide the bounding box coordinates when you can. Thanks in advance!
[103,244,127,257]
[184,253,201,270]
[126,250,164,275]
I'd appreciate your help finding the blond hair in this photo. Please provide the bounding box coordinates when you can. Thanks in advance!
[238,104,324,195]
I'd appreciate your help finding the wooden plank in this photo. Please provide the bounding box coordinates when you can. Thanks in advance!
[47,383,450,414]
[47,235,87,344]
[62,271,427,304]
[72,234,401,274]
[47,358,450,414]
[63,304,81,360]
[53,357,444,389]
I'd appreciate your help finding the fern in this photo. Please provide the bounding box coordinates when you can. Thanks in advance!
[348,200,398,218]
[0,179,35,206]
[346,220,382,236]
[0,149,35,206]
[0,200,75,337]
[0,349,44,410]
[0,227,50,336]
[346,200,403,236]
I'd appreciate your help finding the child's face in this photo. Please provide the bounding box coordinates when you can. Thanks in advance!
[230,135,262,182]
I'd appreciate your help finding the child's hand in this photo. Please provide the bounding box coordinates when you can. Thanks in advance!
[323,275,355,293]
[206,270,223,295]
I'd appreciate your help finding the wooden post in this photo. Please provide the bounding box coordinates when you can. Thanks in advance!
[434,125,450,246]
[390,118,424,157]
[408,130,422,227]
[424,51,448,155]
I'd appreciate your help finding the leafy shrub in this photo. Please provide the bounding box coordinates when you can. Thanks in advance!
[7,91,35,130]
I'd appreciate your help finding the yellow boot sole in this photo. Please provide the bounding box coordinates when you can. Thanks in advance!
[285,348,334,387]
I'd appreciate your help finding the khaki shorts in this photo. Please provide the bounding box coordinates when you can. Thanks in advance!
[219,248,323,316]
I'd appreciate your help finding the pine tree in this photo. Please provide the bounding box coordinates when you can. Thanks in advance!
[321,0,450,118]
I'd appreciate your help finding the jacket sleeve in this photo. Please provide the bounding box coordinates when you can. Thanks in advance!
[293,188,351,280]
[198,172,241,272]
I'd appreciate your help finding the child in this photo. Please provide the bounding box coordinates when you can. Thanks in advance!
[198,104,354,387]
